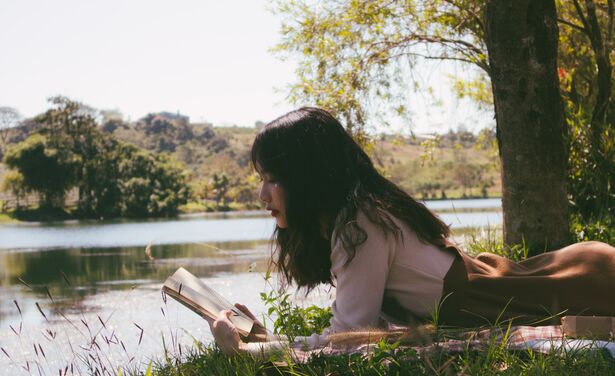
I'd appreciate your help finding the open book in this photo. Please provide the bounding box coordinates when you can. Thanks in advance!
[162,267,254,337]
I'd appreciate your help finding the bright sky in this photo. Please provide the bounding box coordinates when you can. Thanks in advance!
[0,0,492,133]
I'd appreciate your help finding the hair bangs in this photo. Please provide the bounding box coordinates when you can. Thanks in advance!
[250,127,288,180]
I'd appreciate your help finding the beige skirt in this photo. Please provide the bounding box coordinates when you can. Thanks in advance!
[438,241,615,327]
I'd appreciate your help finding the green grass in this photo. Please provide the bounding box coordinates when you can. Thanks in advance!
[152,339,615,376]
[0,211,17,223]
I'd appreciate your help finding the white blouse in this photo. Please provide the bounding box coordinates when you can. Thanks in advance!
[329,209,455,327]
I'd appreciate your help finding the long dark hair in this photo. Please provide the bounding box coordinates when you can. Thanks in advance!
[251,107,450,290]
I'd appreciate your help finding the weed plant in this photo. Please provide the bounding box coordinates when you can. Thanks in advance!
[1,282,152,375]
[259,271,332,342]
[462,226,529,262]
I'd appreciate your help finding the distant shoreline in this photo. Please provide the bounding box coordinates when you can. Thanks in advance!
[0,197,502,226]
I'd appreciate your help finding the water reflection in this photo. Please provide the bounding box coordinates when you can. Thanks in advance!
[0,240,271,326]
[0,216,275,250]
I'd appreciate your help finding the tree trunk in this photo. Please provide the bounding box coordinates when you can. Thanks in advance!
[485,0,570,254]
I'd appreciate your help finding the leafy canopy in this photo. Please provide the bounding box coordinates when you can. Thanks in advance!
[273,0,488,138]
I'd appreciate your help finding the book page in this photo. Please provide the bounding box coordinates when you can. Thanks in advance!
[162,267,254,336]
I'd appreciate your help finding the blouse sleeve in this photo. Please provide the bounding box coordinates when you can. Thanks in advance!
[328,211,397,332]
[242,330,330,355]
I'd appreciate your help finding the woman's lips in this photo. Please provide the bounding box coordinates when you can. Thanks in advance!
[270,210,279,217]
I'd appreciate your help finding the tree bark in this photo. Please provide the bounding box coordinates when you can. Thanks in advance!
[485,0,570,254]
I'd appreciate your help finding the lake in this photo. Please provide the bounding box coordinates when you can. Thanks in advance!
[0,198,501,374]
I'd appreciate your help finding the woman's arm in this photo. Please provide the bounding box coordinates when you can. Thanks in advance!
[209,310,294,356]
[209,309,333,356]
[328,211,396,331]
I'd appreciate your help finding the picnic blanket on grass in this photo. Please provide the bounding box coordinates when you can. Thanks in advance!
[288,325,615,362]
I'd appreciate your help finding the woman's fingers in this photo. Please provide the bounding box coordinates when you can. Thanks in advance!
[234,303,265,328]
[234,303,257,320]
[215,309,233,325]
[232,304,268,343]
[211,310,234,334]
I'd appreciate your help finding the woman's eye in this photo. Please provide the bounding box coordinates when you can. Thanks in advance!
[263,174,277,184]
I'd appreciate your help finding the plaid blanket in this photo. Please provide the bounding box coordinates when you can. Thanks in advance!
[288,325,615,362]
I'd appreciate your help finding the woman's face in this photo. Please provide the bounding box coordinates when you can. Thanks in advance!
[259,172,287,228]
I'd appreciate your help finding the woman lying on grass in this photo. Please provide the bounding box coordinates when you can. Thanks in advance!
[208,107,615,355]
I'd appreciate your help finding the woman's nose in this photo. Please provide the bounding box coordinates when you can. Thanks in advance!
[259,183,270,203]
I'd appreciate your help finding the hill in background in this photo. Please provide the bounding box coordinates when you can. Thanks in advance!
[0,111,501,213]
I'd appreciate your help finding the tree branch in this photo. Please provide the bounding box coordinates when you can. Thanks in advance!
[584,0,612,130]
[608,0,614,43]
[442,0,485,34]
[572,0,592,36]
[365,33,489,73]
[584,0,606,52]
[407,33,485,58]
[557,17,586,32]
[377,50,490,74]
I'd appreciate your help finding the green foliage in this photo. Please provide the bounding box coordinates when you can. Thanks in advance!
[557,1,615,221]
[463,227,529,262]
[0,170,27,208]
[451,74,493,110]
[273,0,487,135]
[211,172,230,205]
[115,144,190,218]
[2,97,190,219]
[565,99,615,220]
[571,214,615,244]
[260,275,332,342]
[3,133,78,208]
[9,206,72,222]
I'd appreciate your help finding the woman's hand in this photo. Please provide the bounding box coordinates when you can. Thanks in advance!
[209,310,243,355]
[234,303,268,342]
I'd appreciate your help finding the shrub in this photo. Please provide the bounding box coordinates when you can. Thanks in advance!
[260,273,332,342]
